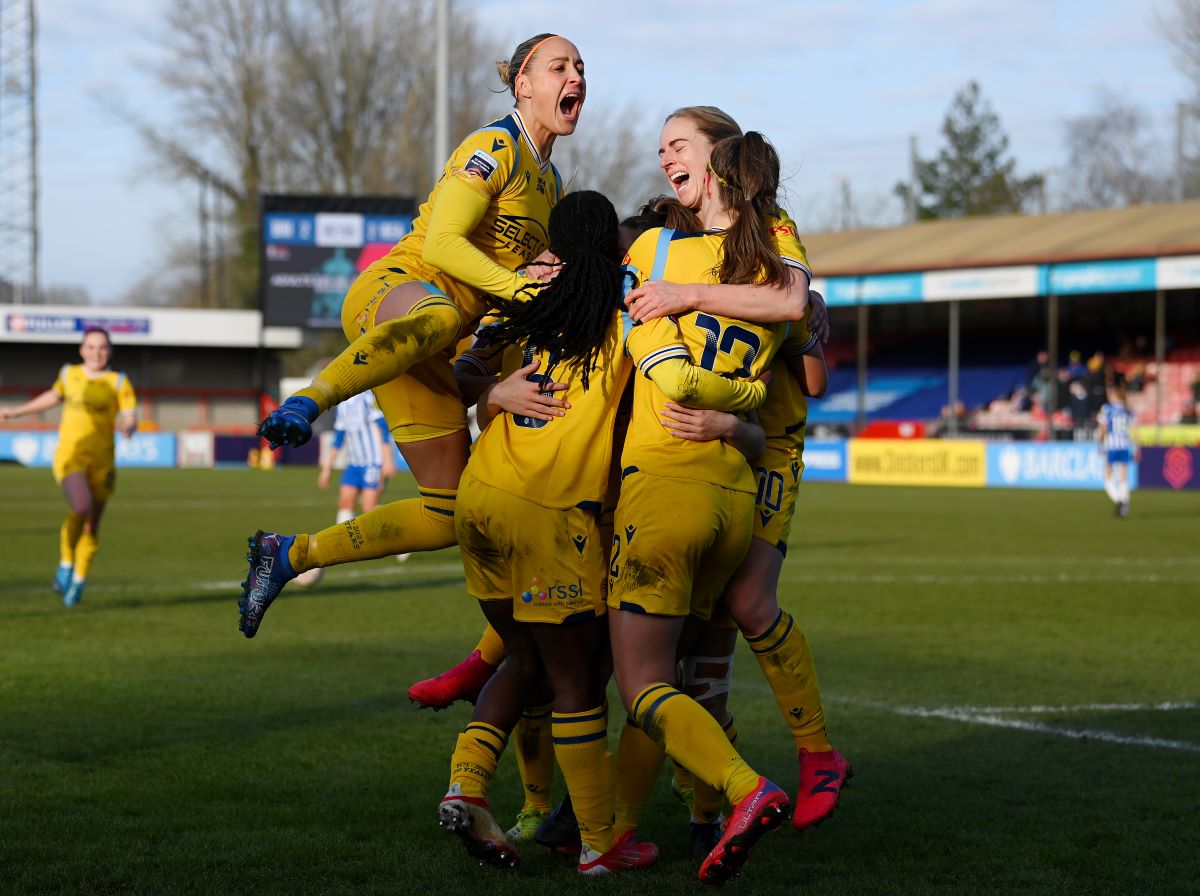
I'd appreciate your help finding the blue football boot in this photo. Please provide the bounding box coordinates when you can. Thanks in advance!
[239,531,296,638]
[63,579,85,608]
[257,396,320,449]
[53,564,73,595]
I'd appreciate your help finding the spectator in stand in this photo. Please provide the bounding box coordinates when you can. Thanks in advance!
[1191,372,1200,405]
[1181,402,1198,425]
[1085,352,1107,414]
[1030,354,1054,414]
[1127,362,1147,393]
[1068,380,1091,433]
[1027,350,1049,391]
[1066,350,1086,382]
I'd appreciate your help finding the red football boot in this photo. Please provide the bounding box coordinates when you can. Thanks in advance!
[407,649,497,710]
[698,777,790,886]
[792,747,852,830]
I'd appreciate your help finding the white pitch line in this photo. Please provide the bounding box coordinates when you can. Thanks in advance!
[830,695,1200,753]
[941,701,1200,715]
[786,555,1200,568]
[781,572,1198,584]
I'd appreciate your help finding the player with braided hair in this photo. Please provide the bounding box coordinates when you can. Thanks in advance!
[437,190,770,875]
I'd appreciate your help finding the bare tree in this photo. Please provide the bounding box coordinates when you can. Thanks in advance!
[1161,0,1200,91]
[114,0,503,308]
[1159,0,1200,197]
[1059,90,1172,209]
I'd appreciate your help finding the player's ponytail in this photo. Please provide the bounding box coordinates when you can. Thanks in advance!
[710,132,788,288]
[485,190,630,389]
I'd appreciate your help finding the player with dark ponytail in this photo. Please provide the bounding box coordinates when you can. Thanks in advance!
[607,130,806,886]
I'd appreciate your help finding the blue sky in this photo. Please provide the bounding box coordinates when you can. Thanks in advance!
[35,0,1186,303]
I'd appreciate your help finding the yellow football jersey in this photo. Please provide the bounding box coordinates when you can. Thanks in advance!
[758,321,818,451]
[368,110,563,330]
[768,209,813,285]
[620,227,789,495]
[462,310,633,510]
[52,364,136,463]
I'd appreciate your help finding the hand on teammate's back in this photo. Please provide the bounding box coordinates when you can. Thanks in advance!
[486,358,570,422]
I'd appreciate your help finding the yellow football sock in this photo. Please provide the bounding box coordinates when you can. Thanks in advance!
[449,721,507,800]
[632,683,760,806]
[288,488,456,572]
[73,528,99,581]
[692,717,738,823]
[513,703,554,814]
[613,717,665,836]
[745,609,831,753]
[671,759,694,808]
[553,705,615,855]
[295,296,461,413]
[59,512,85,566]
[473,625,506,667]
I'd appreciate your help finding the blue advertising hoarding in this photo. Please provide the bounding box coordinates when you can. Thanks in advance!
[801,439,848,483]
[0,432,177,469]
[985,442,1138,490]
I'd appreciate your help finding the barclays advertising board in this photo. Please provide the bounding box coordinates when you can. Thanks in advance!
[801,439,848,483]
[986,442,1138,490]
[0,432,177,468]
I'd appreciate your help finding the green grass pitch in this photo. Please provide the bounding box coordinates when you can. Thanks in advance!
[2,466,1198,895]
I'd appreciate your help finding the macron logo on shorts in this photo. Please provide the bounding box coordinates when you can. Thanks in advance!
[463,149,499,181]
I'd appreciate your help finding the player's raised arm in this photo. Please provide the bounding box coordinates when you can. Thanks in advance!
[0,387,63,420]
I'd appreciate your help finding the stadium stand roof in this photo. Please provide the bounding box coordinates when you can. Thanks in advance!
[805,199,1200,276]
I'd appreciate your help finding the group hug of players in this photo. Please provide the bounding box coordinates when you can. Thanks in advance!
[237,34,850,886]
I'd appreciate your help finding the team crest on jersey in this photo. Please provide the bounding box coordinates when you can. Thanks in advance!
[572,534,588,555]
[463,148,499,181]
[624,525,637,543]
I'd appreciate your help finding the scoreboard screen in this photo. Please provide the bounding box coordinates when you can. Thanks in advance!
[260,194,416,330]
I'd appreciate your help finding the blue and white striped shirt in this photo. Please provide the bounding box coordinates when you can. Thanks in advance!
[1098,401,1135,452]
[332,393,386,467]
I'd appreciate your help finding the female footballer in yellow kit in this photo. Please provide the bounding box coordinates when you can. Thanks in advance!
[238,33,586,637]
[0,327,137,607]
[608,131,797,885]
[602,108,849,852]
[436,190,769,874]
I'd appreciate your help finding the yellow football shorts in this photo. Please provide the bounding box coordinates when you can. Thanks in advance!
[752,445,804,556]
[52,451,116,502]
[340,268,468,442]
[455,471,607,625]
[608,471,754,621]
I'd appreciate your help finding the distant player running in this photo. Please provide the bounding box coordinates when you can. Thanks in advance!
[239,34,586,637]
[0,327,137,606]
[1098,383,1137,517]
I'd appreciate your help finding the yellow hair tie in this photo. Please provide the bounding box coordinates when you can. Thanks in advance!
[706,160,732,189]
